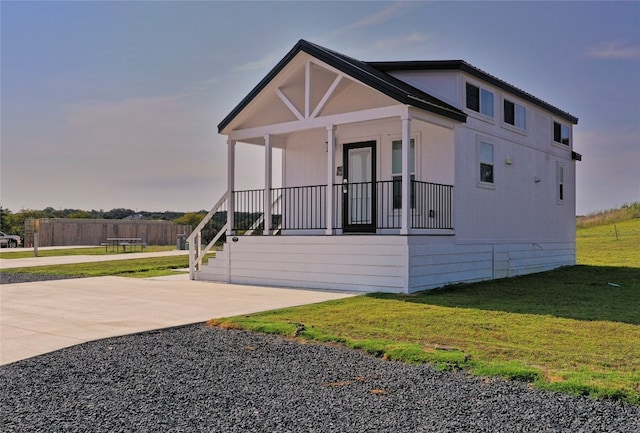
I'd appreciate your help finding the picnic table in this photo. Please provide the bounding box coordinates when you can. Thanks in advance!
[102,238,147,252]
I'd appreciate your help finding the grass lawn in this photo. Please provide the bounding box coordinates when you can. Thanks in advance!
[211,219,640,403]
[0,245,175,259]
[0,253,217,278]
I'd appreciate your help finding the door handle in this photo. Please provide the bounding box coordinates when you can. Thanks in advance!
[342,179,348,194]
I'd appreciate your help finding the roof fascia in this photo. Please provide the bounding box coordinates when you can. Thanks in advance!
[219,40,467,133]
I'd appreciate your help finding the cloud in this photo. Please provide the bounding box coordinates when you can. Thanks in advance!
[333,1,412,35]
[374,32,428,50]
[232,49,284,72]
[586,41,640,60]
[231,2,421,74]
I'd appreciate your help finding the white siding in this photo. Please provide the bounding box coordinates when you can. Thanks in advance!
[199,235,409,293]
[386,71,462,108]
[198,237,575,294]
[408,238,492,292]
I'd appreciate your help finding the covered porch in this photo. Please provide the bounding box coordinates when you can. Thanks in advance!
[230,179,453,235]
[188,40,465,286]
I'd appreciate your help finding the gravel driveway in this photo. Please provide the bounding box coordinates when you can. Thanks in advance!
[1,324,638,432]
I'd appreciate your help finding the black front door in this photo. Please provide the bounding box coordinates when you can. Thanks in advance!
[342,141,376,233]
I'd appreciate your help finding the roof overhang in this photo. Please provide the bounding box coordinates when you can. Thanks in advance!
[369,60,579,125]
[218,40,467,134]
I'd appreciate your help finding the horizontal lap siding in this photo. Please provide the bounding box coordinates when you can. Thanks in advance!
[408,240,575,293]
[203,236,408,293]
[409,241,492,292]
[197,237,576,294]
[505,242,575,276]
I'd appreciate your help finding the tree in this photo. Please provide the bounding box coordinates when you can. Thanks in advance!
[0,206,9,232]
[173,212,206,227]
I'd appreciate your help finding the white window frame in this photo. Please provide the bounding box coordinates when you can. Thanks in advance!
[391,137,417,210]
[503,97,527,132]
[553,121,571,147]
[557,163,565,204]
[478,139,495,189]
[465,81,494,120]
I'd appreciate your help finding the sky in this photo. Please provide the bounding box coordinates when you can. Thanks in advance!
[1,1,638,215]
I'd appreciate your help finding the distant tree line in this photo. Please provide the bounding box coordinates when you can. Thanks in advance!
[1,206,275,245]
[0,206,209,241]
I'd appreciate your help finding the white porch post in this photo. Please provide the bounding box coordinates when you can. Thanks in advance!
[400,115,411,235]
[264,134,272,235]
[326,125,335,235]
[227,139,236,236]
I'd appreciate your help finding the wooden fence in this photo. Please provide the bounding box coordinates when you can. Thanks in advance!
[23,218,192,247]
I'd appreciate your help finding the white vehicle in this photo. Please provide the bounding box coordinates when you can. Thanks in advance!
[0,231,21,248]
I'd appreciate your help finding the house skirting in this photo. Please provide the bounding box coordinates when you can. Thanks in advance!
[196,235,575,293]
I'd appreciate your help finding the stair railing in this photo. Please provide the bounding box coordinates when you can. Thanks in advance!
[244,191,283,236]
[188,191,228,280]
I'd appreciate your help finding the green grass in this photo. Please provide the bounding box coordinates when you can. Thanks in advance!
[0,254,216,278]
[3,218,639,402]
[577,201,640,229]
[210,218,640,403]
[0,245,176,259]
[576,218,640,267]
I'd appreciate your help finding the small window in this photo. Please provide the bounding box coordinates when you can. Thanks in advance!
[557,165,565,202]
[392,139,416,209]
[466,83,494,117]
[553,121,570,145]
[504,99,526,129]
[479,142,494,184]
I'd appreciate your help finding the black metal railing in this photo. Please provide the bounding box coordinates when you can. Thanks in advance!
[232,189,264,232]
[232,180,452,232]
[411,181,453,229]
[272,185,326,230]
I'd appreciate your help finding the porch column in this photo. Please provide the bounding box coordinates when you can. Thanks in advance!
[326,125,335,235]
[263,134,272,235]
[227,139,236,236]
[401,116,411,235]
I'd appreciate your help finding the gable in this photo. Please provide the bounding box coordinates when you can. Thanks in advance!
[218,40,466,134]
[230,52,400,131]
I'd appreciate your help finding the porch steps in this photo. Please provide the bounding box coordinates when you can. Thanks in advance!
[196,247,228,282]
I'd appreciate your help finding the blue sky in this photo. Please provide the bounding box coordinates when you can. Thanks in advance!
[1,1,638,215]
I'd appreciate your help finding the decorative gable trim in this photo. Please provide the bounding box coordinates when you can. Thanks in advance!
[218,40,467,133]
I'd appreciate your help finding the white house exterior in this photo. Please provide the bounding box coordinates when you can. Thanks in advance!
[188,40,580,293]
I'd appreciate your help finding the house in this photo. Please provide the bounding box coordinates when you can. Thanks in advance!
[187,39,580,293]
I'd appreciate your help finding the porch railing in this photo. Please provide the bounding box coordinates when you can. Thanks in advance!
[188,181,453,279]
[231,180,453,232]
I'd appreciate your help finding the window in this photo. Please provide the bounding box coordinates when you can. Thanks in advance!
[479,142,494,184]
[557,164,565,202]
[504,99,526,129]
[553,121,570,145]
[392,139,415,209]
[466,82,494,117]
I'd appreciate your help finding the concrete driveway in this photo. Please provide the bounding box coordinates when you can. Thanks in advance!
[1,270,356,365]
